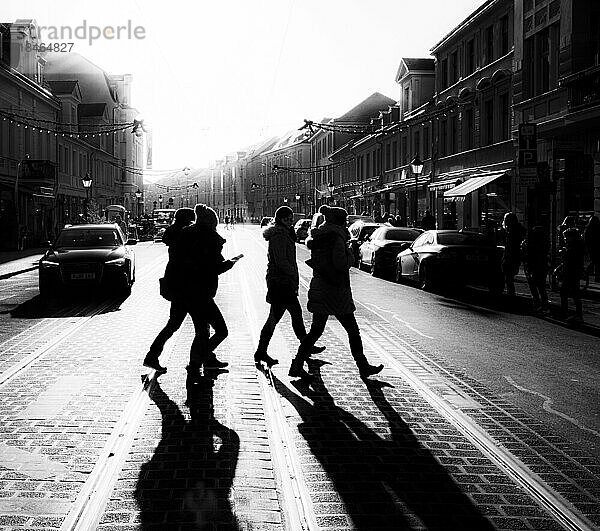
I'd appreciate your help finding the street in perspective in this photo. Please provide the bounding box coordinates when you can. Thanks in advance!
[1,0,600,530]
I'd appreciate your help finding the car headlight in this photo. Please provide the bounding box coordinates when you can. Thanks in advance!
[40,259,59,267]
[105,257,126,265]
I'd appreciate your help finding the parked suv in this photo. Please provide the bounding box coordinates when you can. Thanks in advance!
[294,219,312,243]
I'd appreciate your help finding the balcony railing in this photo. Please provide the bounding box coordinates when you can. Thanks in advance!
[561,65,600,112]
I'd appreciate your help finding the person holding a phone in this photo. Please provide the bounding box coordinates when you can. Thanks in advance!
[254,205,325,367]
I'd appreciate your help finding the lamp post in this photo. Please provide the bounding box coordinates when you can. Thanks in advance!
[410,155,424,227]
[295,193,301,213]
[158,194,163,209]
[327,181,335,205]
[82,172,93,222]
[135,188,143,218]
[14,153,30,249]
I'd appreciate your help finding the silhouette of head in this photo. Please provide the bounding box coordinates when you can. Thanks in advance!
[194,204,219,230]
[274,205,293,224]
[322,205,347,227]
[174,207,195,226]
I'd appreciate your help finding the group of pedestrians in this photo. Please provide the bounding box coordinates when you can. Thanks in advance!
[143,204,241,380]
[503,211,600,323]
[144,203,383,384]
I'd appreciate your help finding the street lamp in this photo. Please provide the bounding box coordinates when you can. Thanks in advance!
[410,155,423,226]
[14,153,30,249]
[327,182,335,204]
[135,188,143,218]
[82,172,93,222]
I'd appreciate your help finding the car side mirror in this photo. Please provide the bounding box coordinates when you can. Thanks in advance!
[398,242,410,252]
[126,238,138,246]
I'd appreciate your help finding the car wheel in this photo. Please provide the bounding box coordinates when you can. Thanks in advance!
[419,262,434,291]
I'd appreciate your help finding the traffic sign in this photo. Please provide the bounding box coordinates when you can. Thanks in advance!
[518,123,538,185]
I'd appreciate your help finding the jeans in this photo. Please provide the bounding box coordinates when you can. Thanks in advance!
[296,313,368,370]
[256,297,306,354]
[148,299,228,358]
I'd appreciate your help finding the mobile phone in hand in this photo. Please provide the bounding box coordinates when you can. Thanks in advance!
[231,254,244,261]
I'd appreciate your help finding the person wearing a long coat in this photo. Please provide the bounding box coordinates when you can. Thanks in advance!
[289,206,383,381]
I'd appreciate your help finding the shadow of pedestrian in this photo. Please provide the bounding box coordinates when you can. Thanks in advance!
[273,365,495,530]
[134,374,240,530]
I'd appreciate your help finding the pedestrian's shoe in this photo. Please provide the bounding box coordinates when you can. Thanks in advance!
[309,345,326,355]
[359,363,384,380]
[288,358,312,381]
[143,355,167,373]
[254,351,279,367]
[204,354,228,369]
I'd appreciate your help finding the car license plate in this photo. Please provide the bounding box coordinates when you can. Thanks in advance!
[466,254,487,262]
[71,272,95,280]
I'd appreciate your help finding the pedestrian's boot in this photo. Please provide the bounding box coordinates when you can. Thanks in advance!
[288,357,312,381]
[143,354,167,374]
[204,353,228,369]
[254,350,279,368]
[359,363,384,380]
[308,345,326,355]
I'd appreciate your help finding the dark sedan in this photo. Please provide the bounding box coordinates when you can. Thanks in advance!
[294,219,311,243]
[358,226,422,278]
[39,224,137,296]
[395,230,503,292]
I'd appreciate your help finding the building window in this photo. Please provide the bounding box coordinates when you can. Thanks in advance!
[500,15,510,55]
[485,24,494,64]
[440,119,448,157]
[465,39,475,75]
[463,108,474,150]
[413,131,420,160]
[366,153,370,177]
[441,58,448,89]
[404,86,410,113]
[500,93,510,140]
[392,141,398,167]
[450,115,458,154]
[483,99,494,146]
[385,143,391,170]
[401,136,408,165]
[423,126,430,158]
[450,51,458,84]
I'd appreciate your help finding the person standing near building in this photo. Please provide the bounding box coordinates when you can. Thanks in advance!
[559,228,585,323]
[522,226,550,313]
[584,215,600,282]
[421,210,436,230]
[289,205,383,382]
[254,206,325,367]
[501,212,526,297]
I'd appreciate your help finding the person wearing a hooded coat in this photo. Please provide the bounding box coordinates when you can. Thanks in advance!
[177,204,240,378]
[289,205,383,381]
[143,207,195,373]
[254,206,325,367]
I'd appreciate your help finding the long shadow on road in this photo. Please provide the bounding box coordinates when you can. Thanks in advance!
[273,364,494,530]
[135,373,240,531]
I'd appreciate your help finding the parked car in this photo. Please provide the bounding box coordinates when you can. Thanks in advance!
[153,227,166,243]
[395,229,503,292]
[260,216,273,227]
[348,221,382,266]
[346,214,375,227]
[294,218,312,243]
[358,226,422,278]
[39,224,137,296]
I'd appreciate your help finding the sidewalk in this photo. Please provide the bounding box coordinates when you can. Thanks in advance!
[0,249,44,280]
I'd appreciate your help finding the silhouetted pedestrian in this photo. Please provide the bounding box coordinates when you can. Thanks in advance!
[224,215,230,230]
[522,226,550,313]
[144,207,196,373]
[254,206,325,367]
[560,228,585,322]
[421,210,436,230]
[178,204,241,379]
[501,212,526,297]
[584,215,600,282]
[289,205,383,382]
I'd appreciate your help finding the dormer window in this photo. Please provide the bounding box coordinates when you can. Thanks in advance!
[404,86,410,112]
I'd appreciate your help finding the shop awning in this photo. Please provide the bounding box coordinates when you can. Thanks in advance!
[443,171,507,198]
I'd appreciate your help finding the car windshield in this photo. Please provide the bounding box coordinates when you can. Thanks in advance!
[382,229,421,241]
[55,229,121,248]
[437,233,491,246]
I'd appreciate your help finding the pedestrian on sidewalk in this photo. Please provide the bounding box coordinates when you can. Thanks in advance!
[289,205,383,382]
[224,215,230,230]
[584,215,600,282]
[254,206,325,368]
[501,212,526,297]
[178,204,241,380]
[522,226,550,313]
[559,228,585,322]
[143,207,195,373]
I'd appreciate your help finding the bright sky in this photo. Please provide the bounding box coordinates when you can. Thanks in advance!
[3,0,484,178]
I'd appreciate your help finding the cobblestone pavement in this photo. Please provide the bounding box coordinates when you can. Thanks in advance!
[0,234,598,530]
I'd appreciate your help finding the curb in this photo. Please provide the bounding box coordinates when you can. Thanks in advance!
[0,266,38,281]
